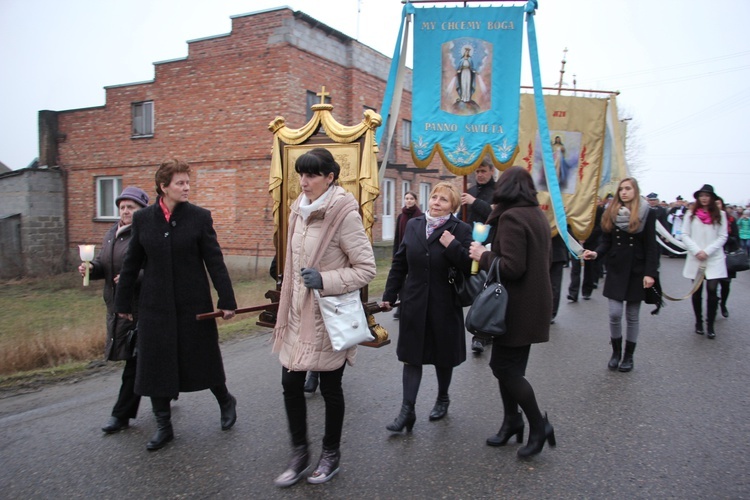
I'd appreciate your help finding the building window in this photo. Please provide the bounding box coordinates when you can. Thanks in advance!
[307,90,331,122]
[401,119,411,149]
[132,101,153,137]
[96,176,123,220]
[419,182,431,213]
[402,181,411,202]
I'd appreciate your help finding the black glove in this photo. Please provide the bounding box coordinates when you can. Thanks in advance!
[300,267,323,289]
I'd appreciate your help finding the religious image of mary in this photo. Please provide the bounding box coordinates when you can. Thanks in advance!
[443,39,490,116]
[456,46,476,104]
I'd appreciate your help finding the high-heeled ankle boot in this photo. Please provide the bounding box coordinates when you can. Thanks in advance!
[618,341,636,372]
[146,410,174,451]
[429,394,450,421]
[608,337,622,371]
[517,413,556,459]
[486,412,524,446]
[386,402,416,432]
[219,393,237,430]
[274,444,310,487]
[307,447,341,484]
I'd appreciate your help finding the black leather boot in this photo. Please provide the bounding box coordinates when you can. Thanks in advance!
[219,394,237,430]
[386,402,416,432]
[146,410,174,451]
[517,413,556,459]
[608,337,622,371]
[707,299,718,339]
[274,444,310,487]
[618,341,636,372]
[429,394,450,421]
[102,416,129,434]
[486,412,524,446]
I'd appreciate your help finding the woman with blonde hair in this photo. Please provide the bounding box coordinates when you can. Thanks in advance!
[583,177,658,372]
[380,182,473,432]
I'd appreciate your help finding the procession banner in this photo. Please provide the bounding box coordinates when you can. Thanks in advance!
[515,93,608,240]
[599,95,629,199]
[410,6,524,174]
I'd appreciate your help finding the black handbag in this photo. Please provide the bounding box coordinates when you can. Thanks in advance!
[465,257,507,338]
[449,266,487,307]
[644,274,664,315]
[725,248,749,273]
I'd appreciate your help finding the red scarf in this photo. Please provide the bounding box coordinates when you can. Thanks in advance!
[398,205,422,239]
[695,208,713,225]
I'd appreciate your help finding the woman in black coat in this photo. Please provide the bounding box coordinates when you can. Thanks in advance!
[115,159,238,451]
[583,177,658,372]
[469,166,555,459]
[80,186,149,434]
[391,190,422,320]
[380,182,472,432]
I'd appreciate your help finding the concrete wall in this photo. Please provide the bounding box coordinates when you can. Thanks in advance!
[0,168,66,277]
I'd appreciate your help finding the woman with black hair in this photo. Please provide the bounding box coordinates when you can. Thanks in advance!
[469,166,555,459]
[272,148,376,487]
[681,184,728,338]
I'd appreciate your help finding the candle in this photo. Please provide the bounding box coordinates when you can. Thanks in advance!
[79,244,96,286]
[471,222,490,275]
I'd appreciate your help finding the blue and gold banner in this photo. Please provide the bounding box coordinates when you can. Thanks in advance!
[411,6,524,174]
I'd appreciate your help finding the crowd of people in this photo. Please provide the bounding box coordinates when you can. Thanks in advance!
[80,152,748,488]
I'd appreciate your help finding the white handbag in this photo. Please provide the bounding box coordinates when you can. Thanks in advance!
[314,289,373,351]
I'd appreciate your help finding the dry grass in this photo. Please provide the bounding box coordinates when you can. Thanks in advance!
[0,258,391,378]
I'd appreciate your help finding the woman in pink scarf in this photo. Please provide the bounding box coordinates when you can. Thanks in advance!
[681,184,728,339]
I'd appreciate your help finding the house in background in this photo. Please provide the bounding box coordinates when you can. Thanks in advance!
[0,164,65,278]
[39,7,456,277]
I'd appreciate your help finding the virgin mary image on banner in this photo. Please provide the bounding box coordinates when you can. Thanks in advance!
[532,130,581,194]
[442,39,492,115]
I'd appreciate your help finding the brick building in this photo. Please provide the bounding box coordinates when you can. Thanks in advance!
[41,7,456,277]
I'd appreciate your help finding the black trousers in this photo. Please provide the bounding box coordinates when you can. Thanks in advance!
[549,261,565,318]
[568,258,596,298]
[111,357,141,420]
[282,363,346,449]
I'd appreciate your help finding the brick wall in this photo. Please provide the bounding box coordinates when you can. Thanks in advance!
[54,7,455,277]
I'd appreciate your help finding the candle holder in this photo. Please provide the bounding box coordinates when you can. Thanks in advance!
[79,244,96,286]
[471,222,490,275]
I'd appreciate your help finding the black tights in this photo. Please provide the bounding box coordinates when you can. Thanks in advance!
[692,278,719,325]
[490,345,544,434]
[150,384,230,413]
[401,363,453,404]
[281,364,346,449]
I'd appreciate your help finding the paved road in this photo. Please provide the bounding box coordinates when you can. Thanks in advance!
[1,257,749,499]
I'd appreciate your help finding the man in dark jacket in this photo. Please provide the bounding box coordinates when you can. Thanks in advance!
[460,157,496,353]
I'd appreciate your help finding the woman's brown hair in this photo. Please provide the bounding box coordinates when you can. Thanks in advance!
[155,158,191,196]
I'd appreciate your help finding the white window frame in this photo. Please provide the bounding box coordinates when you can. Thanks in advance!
[419,182,431,213]
[132,101,154,137]
[401,119,411,149]
[402,181,411,204]
[381,178,396,240]
[96,176,123,220]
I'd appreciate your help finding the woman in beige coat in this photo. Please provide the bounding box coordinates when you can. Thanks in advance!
[272,148,376,488]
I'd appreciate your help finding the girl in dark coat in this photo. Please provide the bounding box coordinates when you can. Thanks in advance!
[390,191,422,321]
[381,182,473,432]
[80,186,149,434]
[469,166,555,459]
[583,177,658,372]
[115,159,237,451]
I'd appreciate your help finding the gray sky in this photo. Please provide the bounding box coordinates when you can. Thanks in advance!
[2,0,749,205]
